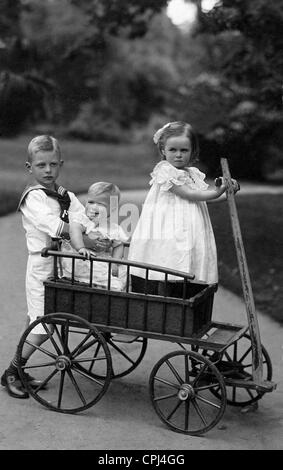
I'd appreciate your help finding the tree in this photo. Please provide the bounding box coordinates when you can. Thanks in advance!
[180,0,283,179]
[0,0,169,135]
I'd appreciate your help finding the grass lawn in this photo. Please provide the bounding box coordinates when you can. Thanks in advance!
[1,135,282,325]
[208,195,283,325]
[0,134,156,215]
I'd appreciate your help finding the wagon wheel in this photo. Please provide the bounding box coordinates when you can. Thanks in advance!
[17,313,112,414]
[149,350,226,436]
[64,329,147,379]
[195,334,272,407]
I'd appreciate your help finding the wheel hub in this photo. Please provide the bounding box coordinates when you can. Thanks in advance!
[56,355,71,371]
[178,383,195,401]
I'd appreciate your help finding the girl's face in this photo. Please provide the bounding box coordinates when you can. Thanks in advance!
[26,150,63,190]
[162,135,192,169]
[85,192,110,222]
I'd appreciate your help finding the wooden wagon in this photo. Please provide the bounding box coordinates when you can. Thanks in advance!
[16,159,276,436]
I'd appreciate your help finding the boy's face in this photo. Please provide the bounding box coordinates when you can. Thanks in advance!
[26,151,63,190]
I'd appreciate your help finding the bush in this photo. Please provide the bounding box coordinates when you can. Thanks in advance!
[66,103,129,143]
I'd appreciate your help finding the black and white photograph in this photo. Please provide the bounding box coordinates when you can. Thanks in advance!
[0,0,282,453]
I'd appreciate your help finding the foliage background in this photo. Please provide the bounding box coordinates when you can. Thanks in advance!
[0,0,283,324]
[1,0,283,180]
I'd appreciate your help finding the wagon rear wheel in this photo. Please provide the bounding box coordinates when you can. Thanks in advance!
[17,313,112,414]
[149,350,226,436]
[64,329,147,379]
[194,334,272,407]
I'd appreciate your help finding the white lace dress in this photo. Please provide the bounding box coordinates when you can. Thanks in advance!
[128,160,218,283]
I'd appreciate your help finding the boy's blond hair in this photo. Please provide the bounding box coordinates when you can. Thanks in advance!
[27,135,61,162]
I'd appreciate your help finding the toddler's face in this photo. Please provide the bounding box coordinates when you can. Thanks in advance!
[85,191,110,222]
[163,135,192,170]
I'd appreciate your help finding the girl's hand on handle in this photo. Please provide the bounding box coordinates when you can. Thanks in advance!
[215,177,240,194]
[214,177,227,196]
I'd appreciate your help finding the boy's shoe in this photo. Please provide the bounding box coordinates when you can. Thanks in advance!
[22,372,46,390]
[1,370,29,399]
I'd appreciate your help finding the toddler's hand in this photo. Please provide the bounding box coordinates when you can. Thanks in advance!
[78,247,92,259]
[111,264,119,277]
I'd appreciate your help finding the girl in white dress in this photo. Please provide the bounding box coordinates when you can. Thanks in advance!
[128,121,239,294]
[62,182,128,291]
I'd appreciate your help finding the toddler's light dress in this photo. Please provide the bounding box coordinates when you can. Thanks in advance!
[128,160,218,283]
[61,212,128,291]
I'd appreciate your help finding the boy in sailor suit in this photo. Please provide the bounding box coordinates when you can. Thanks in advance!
[1,135,100,399]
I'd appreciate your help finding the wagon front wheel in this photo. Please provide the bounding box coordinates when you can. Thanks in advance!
[149,350,226,436]
[17,313,112,414]
[207,334,273,407]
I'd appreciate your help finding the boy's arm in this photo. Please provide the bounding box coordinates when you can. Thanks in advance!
[21,190,67,238]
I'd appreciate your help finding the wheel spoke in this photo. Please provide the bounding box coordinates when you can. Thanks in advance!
[21,361,57,369]
[66,369,87,405]
[224,351,233,362]
[233,342,238,362]
[246,388,256,399]
[57,370,66,409]
[41,322,62,355]
[195,394,221,409]
[107,340,135,365]
[154,376,180,390]
[53,324,66,350]
[184,400,190,431]
[87,343,102,373]
[72,356,107,364]
[192,363,208,386]
[32,368,59,392]
[166,399,182,420]
[71,330,94,358]
[154,392,178,402]
[184,354,189,382]
[73,365,105,387]
[238,346,252,364]
[165,359,184,385]
[23,339,57,359]
[63,319,70,354]
[191,398,207,426]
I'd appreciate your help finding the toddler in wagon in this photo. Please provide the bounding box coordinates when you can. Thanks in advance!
[61,181,128,291]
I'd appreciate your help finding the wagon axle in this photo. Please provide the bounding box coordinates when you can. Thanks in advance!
[55,355,72,371]
[178,384,194,401]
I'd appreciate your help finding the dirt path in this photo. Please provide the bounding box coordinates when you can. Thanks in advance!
[0,203,283,450]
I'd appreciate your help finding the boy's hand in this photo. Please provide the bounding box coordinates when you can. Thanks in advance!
[78,247,92,259]
[111,264,119,277]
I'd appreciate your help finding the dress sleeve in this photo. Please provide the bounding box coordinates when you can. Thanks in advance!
[21,190,64,238]
[110,225,129,247]
[187,167,209,190]
[149,162,185,192]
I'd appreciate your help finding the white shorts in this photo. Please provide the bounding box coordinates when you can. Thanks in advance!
[26,253,53,334]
